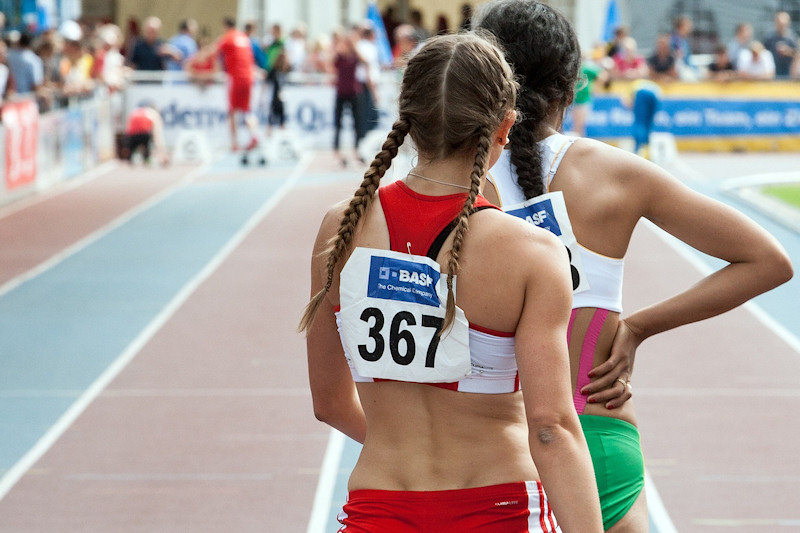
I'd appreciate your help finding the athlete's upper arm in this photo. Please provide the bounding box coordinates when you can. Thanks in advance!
[304,204,355,405]
[625,156,789,268]
[512,228,576,423]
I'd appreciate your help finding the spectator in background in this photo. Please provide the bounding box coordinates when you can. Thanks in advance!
[571,55,608,138]
[737,40,776,80]
[792,38,800,79]
[436,14,450,35]
[165,19,198,71]
[382,6,400,49]
[59,21,95,96]
[393,24,420,69]
[129,17,178,71]
[410,10,430,42]
[96,24,127,91]
[285,24,308,72]
[200,17,259,152]
[647,34,678,81]
[243,21,266,70]
[355,23,380,140]
[0,41,10,105]
[7,32,43,96]
[304,35,332,74]
[669,15,693,68]
[185,35,218,87]
[266,36,290,136]
[34,35,65,110]
[727,22,752,70]
[459,3,473,32]
[706,44,737,81]
[331,31,364,167]
[264,24,285,73]
[764,11,797,78]
[120,100,169,166]
[611,36,648,79]
[606,25,628,58]
[121,17,140,59]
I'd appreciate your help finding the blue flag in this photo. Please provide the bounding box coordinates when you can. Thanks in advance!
[602,0,621,43]
[367,2,393,66]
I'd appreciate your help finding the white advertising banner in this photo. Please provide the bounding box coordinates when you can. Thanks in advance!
[124,74,400,152]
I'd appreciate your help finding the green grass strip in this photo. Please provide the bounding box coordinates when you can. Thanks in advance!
[762,184,800,210]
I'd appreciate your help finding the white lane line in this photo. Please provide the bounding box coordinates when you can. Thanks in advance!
[693,518,800,527]
[0,153,313,502]
[0,388,312,398]
[646,471,679,533]
[306,429,346,533]
[635,388,800,397]
[0,164,209,299]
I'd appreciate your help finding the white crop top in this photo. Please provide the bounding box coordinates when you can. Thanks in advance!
[488,133,624,313]
[336,313,520,394]
[335,246,521,394]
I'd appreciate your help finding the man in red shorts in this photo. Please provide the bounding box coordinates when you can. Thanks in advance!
[204,17,260,152]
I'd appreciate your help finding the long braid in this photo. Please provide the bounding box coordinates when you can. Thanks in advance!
[297,118,411,333]
[475,0,581,200]
[442,126,491,331]
[509,89,547,199]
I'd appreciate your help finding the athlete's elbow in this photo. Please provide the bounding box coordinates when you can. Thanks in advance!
[527,412,579,447]
[312,397,339,425]
[764,245,794,289]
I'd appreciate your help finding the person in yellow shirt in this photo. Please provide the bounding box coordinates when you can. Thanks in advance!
[58,20,95,96]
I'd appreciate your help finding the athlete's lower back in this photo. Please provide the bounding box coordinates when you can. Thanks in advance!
[349,381,539,491]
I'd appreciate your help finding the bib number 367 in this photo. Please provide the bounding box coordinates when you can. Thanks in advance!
[358,307,444,368]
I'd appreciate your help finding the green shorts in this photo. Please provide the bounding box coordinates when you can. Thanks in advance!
[579,414,645,530]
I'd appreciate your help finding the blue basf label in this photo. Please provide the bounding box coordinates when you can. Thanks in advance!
[367,255,441,307]
[506,198,563,236]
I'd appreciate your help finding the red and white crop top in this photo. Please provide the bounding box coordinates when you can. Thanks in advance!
[334,181,521,394]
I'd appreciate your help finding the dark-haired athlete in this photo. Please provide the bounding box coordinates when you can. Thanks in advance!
[475,1,793,531]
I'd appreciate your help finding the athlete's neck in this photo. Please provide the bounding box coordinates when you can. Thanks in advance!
[405,156,484,195]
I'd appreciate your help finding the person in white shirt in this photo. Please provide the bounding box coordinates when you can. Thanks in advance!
[737,40,776,80]
[355,23,381,141]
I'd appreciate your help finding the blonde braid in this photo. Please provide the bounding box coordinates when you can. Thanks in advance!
[298,118,411,333]
[442,126,491,331]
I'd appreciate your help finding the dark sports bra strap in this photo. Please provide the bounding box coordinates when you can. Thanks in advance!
[426,205,494,260]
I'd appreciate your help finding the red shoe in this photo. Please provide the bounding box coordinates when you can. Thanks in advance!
[244,137,259,151]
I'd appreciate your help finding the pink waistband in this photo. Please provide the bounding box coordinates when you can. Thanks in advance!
[571,308,609,414]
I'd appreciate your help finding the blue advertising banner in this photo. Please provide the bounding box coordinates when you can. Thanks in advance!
[572,96,800,139]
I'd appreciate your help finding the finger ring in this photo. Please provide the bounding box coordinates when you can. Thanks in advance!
[616,378,628,392]
[626,381,632,392]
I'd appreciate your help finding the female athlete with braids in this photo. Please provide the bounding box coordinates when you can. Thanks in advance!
[299,33,603,532]
[475,1,793,531]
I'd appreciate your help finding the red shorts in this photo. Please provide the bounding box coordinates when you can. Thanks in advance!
[228,79,252,112]
[337,481,560,532]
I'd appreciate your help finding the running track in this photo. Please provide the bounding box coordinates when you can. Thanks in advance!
[0,149,797,532]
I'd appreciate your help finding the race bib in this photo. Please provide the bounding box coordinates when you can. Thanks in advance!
[339,248,471,382]
[504,191,589,294]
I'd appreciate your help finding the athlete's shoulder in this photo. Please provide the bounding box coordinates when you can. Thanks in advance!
[472,206,565,259]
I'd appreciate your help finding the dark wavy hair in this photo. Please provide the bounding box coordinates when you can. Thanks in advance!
[474,0,581,199]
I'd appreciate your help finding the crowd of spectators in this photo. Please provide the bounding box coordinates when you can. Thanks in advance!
[0,1,475,112]
[597,10,800,84]
[0,17,129,111]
